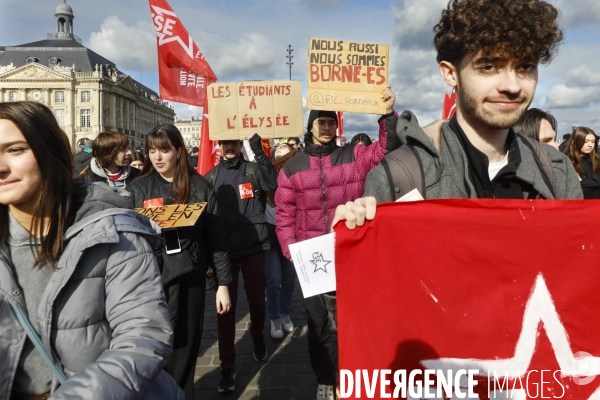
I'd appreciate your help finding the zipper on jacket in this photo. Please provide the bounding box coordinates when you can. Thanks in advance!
[319,147,328,234]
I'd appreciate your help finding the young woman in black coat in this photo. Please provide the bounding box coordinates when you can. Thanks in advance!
[128,124,232,399]
[566,126,600,199]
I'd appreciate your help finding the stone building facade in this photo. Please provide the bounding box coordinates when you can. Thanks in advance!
[0,0,175,150]
[174,117,202,149]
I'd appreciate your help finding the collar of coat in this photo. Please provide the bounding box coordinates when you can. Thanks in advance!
[219,155,244,169]
[304,138,339,157]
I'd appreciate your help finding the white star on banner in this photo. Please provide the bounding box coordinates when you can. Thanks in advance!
[421,275,600,399]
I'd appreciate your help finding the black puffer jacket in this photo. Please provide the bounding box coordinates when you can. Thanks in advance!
[205,137,278,258]
[128,172,232,287]
[580,154,600,199]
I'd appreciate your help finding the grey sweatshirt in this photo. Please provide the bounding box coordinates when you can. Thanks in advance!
[7,213,54,394]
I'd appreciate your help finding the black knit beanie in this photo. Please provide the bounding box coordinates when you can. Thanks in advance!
[307,110,338,131]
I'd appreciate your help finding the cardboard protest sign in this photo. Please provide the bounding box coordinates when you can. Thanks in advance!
[207,80,304,140]
[135,202,207,228]
[335,200,600,399]
[307,37,389,115]
[272,148,298,173]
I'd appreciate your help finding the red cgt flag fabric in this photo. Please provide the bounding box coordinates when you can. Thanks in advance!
[337,111,344,146]
[262,139,272,159]
[148,0,221,175]
[442,88,457,120]
[198,98,221,175]
[149,0,217,106]
[335,199,600,399]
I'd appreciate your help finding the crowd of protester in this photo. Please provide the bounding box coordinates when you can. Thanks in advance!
[2,0,600,399]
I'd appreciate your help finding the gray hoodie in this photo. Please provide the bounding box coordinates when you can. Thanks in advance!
[0,182,173,399]
[364,111,583,201]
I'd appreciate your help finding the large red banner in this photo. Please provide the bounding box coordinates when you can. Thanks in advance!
[149,0,217,105]
[149,0,220,175]
[335,200,600,399]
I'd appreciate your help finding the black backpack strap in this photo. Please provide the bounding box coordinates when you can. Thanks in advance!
[245,162,261,199]
[380,158,397,202]
[381,145,424,200]
[518,135,558,198]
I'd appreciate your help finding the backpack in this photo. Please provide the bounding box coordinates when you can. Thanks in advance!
[380,129,558,201]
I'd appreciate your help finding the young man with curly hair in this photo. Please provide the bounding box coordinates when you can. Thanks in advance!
[333,0,582,228]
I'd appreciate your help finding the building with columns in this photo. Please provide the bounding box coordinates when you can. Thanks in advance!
[174,117,202,150]
[0,0,174,150]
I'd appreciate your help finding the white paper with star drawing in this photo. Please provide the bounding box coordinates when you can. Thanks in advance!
[289,233,336,298]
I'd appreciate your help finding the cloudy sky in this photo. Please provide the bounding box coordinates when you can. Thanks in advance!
[2,0,599,140]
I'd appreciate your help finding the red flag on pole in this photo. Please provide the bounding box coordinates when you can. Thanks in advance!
[442,88,457,120]
[335,200,600,399]
[149,0,220,175]
[337,111,344,146]
[149,0,216,105]
[198,100,221,175]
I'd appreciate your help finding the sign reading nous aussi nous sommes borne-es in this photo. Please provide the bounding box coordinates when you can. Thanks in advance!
[307,37,389,115]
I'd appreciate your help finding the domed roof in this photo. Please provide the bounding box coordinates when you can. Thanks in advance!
[55,1,73,16]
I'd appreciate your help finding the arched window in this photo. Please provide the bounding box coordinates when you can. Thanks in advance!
[49,57,61,67]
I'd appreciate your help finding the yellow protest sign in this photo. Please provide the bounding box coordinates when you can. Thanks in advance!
[307,37,389,115]
[135,203,207,229]
[207,80,304,140]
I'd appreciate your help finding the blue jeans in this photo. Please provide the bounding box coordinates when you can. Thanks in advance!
[265,244,295,320]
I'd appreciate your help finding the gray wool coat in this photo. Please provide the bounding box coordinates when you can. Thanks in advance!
[364,111,583,202]
[0,183,173,399]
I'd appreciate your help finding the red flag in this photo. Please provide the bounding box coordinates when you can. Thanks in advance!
[443,88,457,120]
[149,0,217,106]
[337,111,344,146]
[335,200,600,399]
[198,99,221,175]
[149,0,221,175]
[261,139,272,159]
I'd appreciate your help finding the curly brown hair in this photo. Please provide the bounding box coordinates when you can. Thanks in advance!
[434,0,563,66]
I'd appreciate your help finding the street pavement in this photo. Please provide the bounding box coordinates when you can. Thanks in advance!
[194,276,338,399]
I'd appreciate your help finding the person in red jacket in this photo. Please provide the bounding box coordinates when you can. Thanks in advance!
[275,86,397,400]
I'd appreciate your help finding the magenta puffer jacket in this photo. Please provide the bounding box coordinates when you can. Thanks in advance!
[275,112,398,258]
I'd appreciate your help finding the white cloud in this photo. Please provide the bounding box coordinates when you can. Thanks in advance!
[291,0,340,11]
[387,0,450,117]
[545,84,600,108]
[552,0,600,27]
[174,105,203,121]
[88,16,156,72]
[566,65,600,86]
[392,0,447,50]
[200,32,286,81]
[343,113,380,140]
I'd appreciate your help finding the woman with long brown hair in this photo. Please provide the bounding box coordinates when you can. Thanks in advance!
[566,126,600,198]
[128,124,232,399]
[0,102,175,399]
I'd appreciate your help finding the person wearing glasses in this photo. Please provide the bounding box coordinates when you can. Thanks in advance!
[286,137,301,151]
[274,86,398,400]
